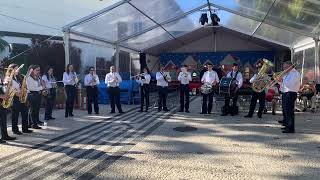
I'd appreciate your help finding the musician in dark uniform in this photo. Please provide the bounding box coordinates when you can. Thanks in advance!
[156,67,171,112]
[136,67,151,112]
[0,77,16,143]
[221,63,243,116]
[84,67,100,114]
[178,65,192,113]
[201,63,219,114]
[244,60,266,118]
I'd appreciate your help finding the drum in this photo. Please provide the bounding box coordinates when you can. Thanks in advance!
[219,77,237,96]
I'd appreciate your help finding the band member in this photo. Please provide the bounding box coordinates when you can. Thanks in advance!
[300,79,316,112]
[178,65,192,113]
[63,64,78,118]
[201,63,219,114]
[42,66,57,120]
[278,61,301,133]
[84,67,100,114]
[27,65,44,129]
[221,63,243,116]
[5,64,33,134]
[0,77,16,142]
[156,67,171,112]
[105,66,123,114]
[135,67,151,112]
[244,61,266,118]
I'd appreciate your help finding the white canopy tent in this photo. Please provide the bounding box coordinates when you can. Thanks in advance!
[1,0,320,81]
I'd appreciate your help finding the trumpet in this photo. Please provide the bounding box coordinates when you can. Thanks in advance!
[131,73,145,79]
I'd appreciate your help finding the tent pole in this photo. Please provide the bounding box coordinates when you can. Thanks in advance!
[314,38,319,83]
[63,32,70,67]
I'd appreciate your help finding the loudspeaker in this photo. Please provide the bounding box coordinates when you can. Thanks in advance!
[139,53,147,72]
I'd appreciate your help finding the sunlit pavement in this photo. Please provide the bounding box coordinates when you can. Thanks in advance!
[0,97,319,180]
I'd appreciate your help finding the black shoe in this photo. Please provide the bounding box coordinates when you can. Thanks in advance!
[158,109,161,112]
[22,129,33,133]
[119,111,125,114]
[281,127,286,130]
[37,121,44,126]
[145,109,148,112]
[302,108,307,112]
[258,114,262,118]
[138,110,143,112]
[110,111,115,114]
[231,113,235,116]
[185,110,190,113]
[49,117,56,120]
[200,112,207,114]
[3,136,16,141]
[178,110,184,112]
[88,112,92,115]
[44,118,50,121]
[32,125,42,129]
[163,109,169,112]
[207,112,211,114]
[13,130,23,135]
[278,120,283,124]
[282,129,295,133]
[244,115,252,118]
[272,112,276,115]
[65,114,68,118]
[0,139,6,143]
[95,112,99,115]
[221,113,228,116]
[69,114,74,117]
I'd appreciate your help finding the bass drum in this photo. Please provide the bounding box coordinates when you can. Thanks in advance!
[219,77,237,97]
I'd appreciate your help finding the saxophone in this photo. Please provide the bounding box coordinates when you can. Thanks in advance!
[20,74,28,103]
[2,68,17,108]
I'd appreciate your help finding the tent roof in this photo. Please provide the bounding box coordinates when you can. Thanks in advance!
[1,0,320,51]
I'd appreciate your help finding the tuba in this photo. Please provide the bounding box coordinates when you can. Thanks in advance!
[252,59,274,92]
[2,68,17,108]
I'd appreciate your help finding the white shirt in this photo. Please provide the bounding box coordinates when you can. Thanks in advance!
[42,75,57,89]
[226,71,243,88]
[136,73,151,86]
[63,72,78,86]
[178,72,192,85]
[84,74,100,87]
[12,78,21,93]
[27,76,43,92]
[201,70,219,84]
[105,72,122,87]
[280,69,301,93]
[156,71,171,87]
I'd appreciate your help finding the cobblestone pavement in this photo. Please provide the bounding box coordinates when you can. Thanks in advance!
[0,96,319,180]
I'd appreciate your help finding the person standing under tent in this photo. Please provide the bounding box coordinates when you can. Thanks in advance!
[42,66,57,120]
[156,67,171,112]
[63,64,78,118]
[135,67,151,112]
[105,66,124,114]
[84,67,100,115]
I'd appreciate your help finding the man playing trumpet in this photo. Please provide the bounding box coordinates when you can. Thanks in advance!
[84,67,100,115]
[156,67,171,112]
[201,63,219,114]
[105,66,123,114]
[135,67,151,112]
[178,65,192,113]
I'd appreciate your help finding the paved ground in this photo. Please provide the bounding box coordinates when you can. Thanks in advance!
[0,96,319,180]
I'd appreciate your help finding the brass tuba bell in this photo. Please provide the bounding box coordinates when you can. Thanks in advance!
[252,59,274,93]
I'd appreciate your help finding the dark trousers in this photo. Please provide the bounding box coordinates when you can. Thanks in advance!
[180,84,190,111]
[224,93,238,115]
[45,88,56,119]
[158,86,168,111]
[140,85,150,111]
[0,107,9,139]
[282,92,297,131]
[247,91,266,116]
[12,96,29,132]
[108,87,122,113]
[86,86,99,114]
[28,92,41,126]
[65,85,76,115]
[202,92,213,113]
